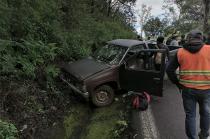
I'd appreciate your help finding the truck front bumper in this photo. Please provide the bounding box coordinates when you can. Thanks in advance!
[60,76,89,101]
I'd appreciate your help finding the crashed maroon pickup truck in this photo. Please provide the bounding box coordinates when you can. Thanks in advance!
[60,39,167,107]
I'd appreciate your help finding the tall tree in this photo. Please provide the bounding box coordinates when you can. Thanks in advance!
[137,4,152,36]
[143,17,166,37]
[107,0,112,16]
[203,0,210,33]
[90,0,95,13]
[163,0,203,34]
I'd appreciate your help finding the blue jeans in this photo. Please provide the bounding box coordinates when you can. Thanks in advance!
[182,88,210,139]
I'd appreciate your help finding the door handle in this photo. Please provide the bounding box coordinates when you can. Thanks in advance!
[153,78,160,81]
[153,78,160,84]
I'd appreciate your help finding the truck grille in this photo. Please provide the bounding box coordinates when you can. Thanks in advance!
[62,71,84,91]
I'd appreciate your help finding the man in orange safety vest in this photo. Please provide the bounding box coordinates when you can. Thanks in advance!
[167,30,210,139]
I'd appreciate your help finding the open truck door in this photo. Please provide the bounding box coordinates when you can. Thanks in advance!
[119,49,166,97]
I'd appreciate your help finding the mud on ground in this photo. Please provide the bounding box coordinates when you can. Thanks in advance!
[0,76,75,139]
[0,77,132,139]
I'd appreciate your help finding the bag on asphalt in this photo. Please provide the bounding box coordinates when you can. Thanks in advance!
[131,92,151,111]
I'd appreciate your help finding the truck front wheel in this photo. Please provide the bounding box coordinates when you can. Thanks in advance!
[91,85,114,107]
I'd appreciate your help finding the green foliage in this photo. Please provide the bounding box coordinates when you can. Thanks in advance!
[0,0,136,84]
[0,1,135,139]
[163,0,209,34]
[0,40,58,80]
[0,120,18,139]
[45,65,60,88]
[81,102,124,139]
[112,120,128,138]
[143,17,166,37]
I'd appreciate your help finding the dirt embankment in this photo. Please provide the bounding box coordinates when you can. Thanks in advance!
[0,76,75,139]
[0,77,132,139]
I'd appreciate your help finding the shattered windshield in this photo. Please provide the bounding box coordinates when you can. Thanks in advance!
[93,44,128,65]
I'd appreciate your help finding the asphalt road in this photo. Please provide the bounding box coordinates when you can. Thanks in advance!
[131,81,209,139]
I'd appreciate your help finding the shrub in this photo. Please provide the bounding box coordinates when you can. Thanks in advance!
[0,120,18,139]
[45,64,60,88]
[0,40,59,80]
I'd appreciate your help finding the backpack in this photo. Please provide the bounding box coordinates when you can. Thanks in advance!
[132,92,151,111]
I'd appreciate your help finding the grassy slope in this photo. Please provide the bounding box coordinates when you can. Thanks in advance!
[58,99,128,139]
[0,1,136,138]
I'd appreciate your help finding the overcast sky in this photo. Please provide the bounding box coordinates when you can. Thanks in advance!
[134,0,179,35]
[135,0,165,16]
[134,0,165,34]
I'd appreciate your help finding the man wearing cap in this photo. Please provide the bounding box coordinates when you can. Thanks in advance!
[167,30,210,139]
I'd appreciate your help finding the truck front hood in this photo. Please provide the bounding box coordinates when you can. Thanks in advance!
[62,58,110,80]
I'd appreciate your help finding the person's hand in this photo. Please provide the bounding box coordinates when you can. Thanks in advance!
[177,84,185,93]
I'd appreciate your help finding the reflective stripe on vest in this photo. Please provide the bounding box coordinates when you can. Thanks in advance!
[177,45,210,90]
[180,79,210,85]
[179,70,210,75]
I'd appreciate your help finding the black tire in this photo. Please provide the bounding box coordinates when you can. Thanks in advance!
[91,85,115,107]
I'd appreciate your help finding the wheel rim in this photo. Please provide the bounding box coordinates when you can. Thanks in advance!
[96,90,109,103]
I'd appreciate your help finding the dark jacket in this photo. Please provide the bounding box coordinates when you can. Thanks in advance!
[206,38,210,45]
[157,43,170,61]
[179,39,185,46]
[166,39,203,89]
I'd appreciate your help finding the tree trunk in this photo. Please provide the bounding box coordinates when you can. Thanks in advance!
[203,0,210,33]
[91,0,95,13]
[107,0,112,16]
[112,7,119,17]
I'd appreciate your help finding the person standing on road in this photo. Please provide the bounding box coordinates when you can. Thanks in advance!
[170,36,179,46]
[166,30,210,139]
[154,36,170,71]
[179,34,186,46]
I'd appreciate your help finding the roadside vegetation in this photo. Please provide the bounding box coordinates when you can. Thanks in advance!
[0,0,136,138]
[61,100,130,139]
[0,120,18,139]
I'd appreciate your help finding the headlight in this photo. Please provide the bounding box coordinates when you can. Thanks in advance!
[75,83,87,92]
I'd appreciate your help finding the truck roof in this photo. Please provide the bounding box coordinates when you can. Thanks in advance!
[107,39,144,48]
